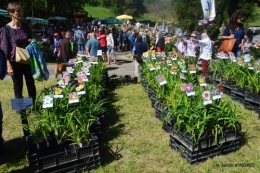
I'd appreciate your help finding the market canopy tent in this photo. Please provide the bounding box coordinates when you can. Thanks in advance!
[93,18,122,25]
[24,17,48,25]
[0,9,9,18]
[116,14,133,20]
[47,16,67,21]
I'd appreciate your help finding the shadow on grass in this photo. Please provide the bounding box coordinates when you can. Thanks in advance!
[0,137,31,173]
[98,85,125,165]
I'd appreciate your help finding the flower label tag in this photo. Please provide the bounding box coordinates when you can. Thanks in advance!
[42,95,54,108]
[53,86,64,98]
[77,72,88,82]
[185,84,195,96]
[75,84,85,95]
[202,91,212,105]
[68,92,79,104]
[82,67,90,75]
[198,76,207,86]
[62,71,70,77]
[97,50,102,56]
[166,60,172,66]
[210,86,222,100]
[66,67,74,73]
[180,73,186,80]
[57,79,66,88]
[156,75,167,85]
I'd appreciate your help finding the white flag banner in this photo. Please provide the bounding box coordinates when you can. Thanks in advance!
[201,0,216,21]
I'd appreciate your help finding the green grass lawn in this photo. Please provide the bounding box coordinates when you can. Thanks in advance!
[1,80,260,172]
[84,5,115,19]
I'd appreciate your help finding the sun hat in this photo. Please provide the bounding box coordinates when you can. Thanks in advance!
[53,33,59,37]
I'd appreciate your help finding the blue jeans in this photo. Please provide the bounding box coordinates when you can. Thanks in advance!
[77,44,85,52]
[233,47,241,58]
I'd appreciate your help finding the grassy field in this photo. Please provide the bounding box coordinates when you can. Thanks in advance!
[83,5,115,19]
[0,79,260,173]
[248,4,260,26]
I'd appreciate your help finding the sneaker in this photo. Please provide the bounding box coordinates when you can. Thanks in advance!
[113,60,116,64]
[106,62,110,65]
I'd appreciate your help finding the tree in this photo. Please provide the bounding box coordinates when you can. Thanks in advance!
[110,0,146,18]
[171,0,257,39]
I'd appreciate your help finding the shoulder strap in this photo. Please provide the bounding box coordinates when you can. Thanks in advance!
[230,29,232,35]
[4,25,16,44]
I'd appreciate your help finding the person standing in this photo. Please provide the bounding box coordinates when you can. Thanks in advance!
[53,33,62,63]
[112,29,118,52]
[191,33,212,76]
[155,30,165,52]
[132,35,148,78]
[145,29,151,49]
[0,48,6,150]
[74,26,86,53]
[0,2,37,137]
[222,12,244,58]
[59,31,72,63]
[97,28,107,61]
[105,29,115,64]
[186,33,198,55]
[86,33,101,57]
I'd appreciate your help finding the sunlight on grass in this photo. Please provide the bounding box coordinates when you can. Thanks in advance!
[93,84,260,173]
[0,82,260,172]
[84,5,115,19]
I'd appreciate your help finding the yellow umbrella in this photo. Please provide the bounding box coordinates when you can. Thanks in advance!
[116,14,133,20]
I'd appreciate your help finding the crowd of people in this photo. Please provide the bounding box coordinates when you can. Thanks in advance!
[37,21,155,65]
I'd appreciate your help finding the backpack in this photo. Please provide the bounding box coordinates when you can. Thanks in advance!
[0,48,7,80]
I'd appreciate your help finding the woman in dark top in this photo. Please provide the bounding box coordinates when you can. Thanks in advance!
[0,2,36,137]
[0,2,36,101]
[222,12,244,58]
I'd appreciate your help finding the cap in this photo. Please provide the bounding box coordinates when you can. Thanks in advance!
[190,33,196,37]
[53,33,59,37]
[77,26,81,29]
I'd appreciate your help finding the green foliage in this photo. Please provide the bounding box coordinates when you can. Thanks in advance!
[0,0,88,19]
[171,0,257,39]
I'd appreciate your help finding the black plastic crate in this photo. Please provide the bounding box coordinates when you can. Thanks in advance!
[244,100,260,111]
[155,110,163,121]
[223,86,231,95]
[171,124,241,152]
[170,137,240,165]
[231,94,245,105]
[48,155,101,173]
[27,136,100,173]
[162,118,174,133]
[154,101,165,112]
[244,89,260,104]
[222,79,235,86]
[231,85,244,97]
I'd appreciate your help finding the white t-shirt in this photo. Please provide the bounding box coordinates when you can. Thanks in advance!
[106,33,114,47]
[198,37,212,60]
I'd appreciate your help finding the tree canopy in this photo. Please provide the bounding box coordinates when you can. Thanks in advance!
[171,0,257,39]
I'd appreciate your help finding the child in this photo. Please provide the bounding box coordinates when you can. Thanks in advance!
[177,38,186,55]
[242,36,252,62]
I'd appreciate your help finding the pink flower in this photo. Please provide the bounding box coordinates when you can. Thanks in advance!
[185,84,193,92]
[202,91,211,100]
